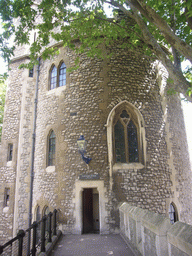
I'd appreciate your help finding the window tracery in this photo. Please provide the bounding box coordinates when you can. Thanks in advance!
[106,101,146,170]
[113,109,139,163]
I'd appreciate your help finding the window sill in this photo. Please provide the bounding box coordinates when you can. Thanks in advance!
[3,206,9,213]
[47,85,66,95]
[7,161,12,167]
[113,162,144,171]
[46,166,55,173]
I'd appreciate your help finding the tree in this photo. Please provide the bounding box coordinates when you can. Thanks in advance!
[0,0,191,100]
[0,76,6,141]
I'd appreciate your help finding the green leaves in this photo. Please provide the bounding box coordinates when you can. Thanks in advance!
[187,87,192,96]
[0,0,192,99]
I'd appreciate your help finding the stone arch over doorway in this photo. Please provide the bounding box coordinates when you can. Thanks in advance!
[73,180,108,234]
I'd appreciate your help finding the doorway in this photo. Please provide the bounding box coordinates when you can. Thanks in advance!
[82,188,99,234]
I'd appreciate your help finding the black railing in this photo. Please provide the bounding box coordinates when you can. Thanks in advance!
[0,209,58,256]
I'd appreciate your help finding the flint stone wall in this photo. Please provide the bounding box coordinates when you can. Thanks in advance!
[0,42,191,241]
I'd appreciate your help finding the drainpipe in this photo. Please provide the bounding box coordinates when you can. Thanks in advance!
[27,58,40,254]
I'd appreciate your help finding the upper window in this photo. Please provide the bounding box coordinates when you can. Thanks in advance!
[49,61,66,90]
[48,130,56,166]
[113,109,139,163]
[50,65,57,90]
[7,143,13,162]
[59,62,66,87]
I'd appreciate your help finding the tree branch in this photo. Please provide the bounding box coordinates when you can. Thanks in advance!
[126,0,192,63]
[185,0,192,30]
[124,1,192,101]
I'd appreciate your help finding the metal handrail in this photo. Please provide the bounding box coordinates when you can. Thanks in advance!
[0,209,57,256]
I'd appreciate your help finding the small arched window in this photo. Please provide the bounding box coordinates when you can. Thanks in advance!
[35,205,41,243]
[43,206,50,216]
[169,203,178,224]
[48,130,56,166]
[43,206,50,232]
[36,205,41,222]
[50,65,57,90]
[59,62,66,87]
[113,109,139,163]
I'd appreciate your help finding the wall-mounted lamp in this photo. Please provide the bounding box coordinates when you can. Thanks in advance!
[77,135,92,164]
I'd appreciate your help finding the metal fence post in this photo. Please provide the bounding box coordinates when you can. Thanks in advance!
[41,216,46,253]
[53,209,57,236]
[18,230,25,256]
[0,245,3,254]
[48,212,53,243]
[31,221,37,256]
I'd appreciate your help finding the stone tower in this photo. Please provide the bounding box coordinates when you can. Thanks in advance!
[0,36,192,243]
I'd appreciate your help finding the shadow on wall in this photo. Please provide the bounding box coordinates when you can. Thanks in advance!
[119,202,192,256]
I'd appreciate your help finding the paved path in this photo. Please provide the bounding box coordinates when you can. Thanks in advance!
[51,234,136,256]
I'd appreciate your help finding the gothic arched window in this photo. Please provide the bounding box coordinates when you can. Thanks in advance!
[48,130,56,166]
[113,109,139,163]
[59,62,66,87]
[50,65,57,90]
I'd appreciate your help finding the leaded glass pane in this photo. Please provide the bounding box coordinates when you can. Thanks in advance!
[50,66,57,90]
[114,120,126,163]
[127,120,138,162]
[59,62,66,87]
[48,131,56,166]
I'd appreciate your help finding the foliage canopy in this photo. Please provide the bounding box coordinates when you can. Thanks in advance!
[0,0,192,100]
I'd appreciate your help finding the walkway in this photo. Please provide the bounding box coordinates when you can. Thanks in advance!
[51,234,137,256]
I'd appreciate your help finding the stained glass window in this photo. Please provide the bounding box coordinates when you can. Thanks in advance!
[59,62,66,87]
[50,66,57,90]
[48,131,56,166]
[127,120,138,162]
[114,110,139,163]
[115,120,126,162]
